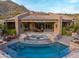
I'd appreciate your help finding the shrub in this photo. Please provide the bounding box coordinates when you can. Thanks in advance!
[0,24,2,29]
[22,23,26,32]
[62,27,67,35]
[72,24,79,32]
[10,29,16,35]
[6,29,16,35]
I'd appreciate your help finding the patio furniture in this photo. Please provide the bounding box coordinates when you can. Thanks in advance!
[72,33,79,40]
[0,40,7,45]
[19,33,30,42]
[3,35,16,42]
[54,34,61,40]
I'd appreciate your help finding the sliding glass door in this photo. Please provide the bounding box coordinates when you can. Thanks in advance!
[35,22,54,32]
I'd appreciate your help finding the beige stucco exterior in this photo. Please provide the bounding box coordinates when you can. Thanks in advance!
[5,12,76,36]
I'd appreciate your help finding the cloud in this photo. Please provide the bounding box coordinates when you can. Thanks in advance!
[11,0,79,13]
[50,6,79,14]
[62,6,79,12]
[66,0,79,3]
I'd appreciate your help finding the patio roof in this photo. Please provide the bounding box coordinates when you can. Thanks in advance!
[6,12,75,22]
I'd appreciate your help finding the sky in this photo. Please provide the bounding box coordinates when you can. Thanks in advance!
[6,0,79,13]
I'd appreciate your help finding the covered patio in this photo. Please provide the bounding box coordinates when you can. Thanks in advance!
[5,12,76,36]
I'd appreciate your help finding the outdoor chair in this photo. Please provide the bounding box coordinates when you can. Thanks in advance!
[57,35,62,40]
[19,33,30,42]
[24,36,30,40]
[52,34,62,42]
[3,35,16,42]
[72,33,79,40]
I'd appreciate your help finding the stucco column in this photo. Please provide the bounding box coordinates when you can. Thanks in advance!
[54,17,62,34]
[15,17,22,36]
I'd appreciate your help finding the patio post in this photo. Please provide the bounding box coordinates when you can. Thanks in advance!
[15,17,22,36]
[54,16,62,34]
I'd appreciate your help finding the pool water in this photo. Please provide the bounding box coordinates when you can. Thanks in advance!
[5,42,70,58]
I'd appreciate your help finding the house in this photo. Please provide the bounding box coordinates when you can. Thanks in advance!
[4,12,76,36]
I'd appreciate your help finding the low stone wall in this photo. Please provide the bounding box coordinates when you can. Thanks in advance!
[57,36,72,46]
[70,42,79,51]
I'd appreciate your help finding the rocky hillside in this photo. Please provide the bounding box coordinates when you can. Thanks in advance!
[0,0,29,19]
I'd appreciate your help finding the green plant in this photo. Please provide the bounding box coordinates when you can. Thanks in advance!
[62,27,67,35]
[22,23,26,32]
[0,24,2,29]
[1,23,16,35]
[62,21,79,36]
[6,29,16,35]
[72,24,79,32]
[62,23,73,36]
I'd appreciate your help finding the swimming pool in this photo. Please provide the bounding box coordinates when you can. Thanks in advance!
[4,42,70,58]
